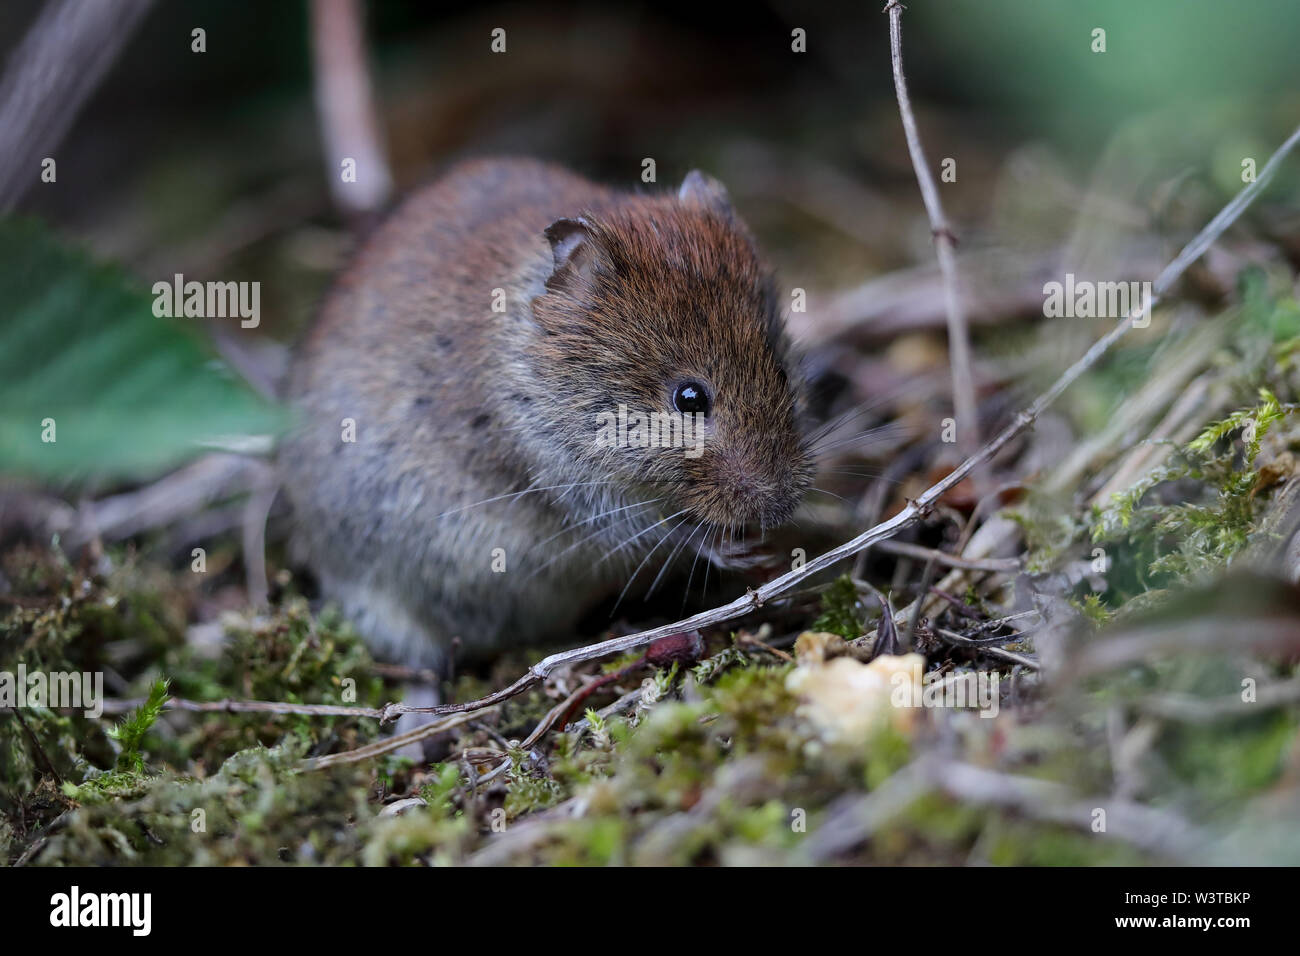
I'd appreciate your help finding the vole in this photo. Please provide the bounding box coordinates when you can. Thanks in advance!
[281,157,812,672]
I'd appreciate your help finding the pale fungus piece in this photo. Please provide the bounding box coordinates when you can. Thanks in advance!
[786,651,926,744]
[792,630,853,664]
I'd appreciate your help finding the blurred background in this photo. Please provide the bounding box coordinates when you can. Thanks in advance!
[8,0,1300,350]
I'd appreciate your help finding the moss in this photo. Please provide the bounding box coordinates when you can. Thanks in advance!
[31,741,379,865]
[0,543,1280,864]
[108,678,169,773]
[864,726,913,790]
[1162,710,1296,810]
[0,544,396,861]
[811,574,866,639]
[1086,306,1300,598]
[1007,496,1085,574]
[504,751,565,819]
[983,818,1151,866]
[1070,593,1113,629]
[3,540,1298,864]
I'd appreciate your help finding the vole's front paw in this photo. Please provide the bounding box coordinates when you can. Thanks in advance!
[705,534,782,571]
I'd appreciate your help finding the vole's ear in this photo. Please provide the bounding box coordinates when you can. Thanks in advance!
[543,216,595,290]
[678,170,732,215]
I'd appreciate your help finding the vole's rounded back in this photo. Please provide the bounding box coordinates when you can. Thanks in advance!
[282,158,810,667]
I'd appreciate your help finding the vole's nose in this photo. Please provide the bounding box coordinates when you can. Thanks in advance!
[715,456,805,528]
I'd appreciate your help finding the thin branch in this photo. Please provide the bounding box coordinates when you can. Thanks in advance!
[300,709,491,770]
[796,248,1136,347]
[1067,619,1300,682]
[808,755,1222,863]
[520,676,622,750]
[98,696,388,718]
[874,537,1021,573]
[66,453,271,548]
[0,0,155,212]
[7,707,63,786]
[884,0,979,459]
[241,475,279,607]
[96,692,494,770]
[310,0,393,220]
[924,758,1218,862]
[1136,678,1300,723]
[935,628,1039,669]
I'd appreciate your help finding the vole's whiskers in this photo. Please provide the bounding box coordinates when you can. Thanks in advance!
[530,496,663,555]
[817,468,900,481]
[682,521,712,613]
[524,497,663,581]
[594,507,691,572]
[433,479,617,520]
[808,486,852,504]
[699,524,721,599]
[646,517,704,599]
[802,377,931,448]
[809,420,913,460]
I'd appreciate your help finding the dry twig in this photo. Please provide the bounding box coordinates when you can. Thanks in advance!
[875,538,1021,573]
[884,0,979,459]
[0,0,155,211]
[807,755,1222,863]
[300,708,491,770]
[310,0,393,219]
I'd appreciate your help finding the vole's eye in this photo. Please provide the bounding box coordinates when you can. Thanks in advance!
[673,381,711,416]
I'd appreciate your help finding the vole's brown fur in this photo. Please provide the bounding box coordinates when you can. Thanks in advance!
[281,158,811,668]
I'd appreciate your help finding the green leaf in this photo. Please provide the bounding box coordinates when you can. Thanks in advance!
[0,217,286,481]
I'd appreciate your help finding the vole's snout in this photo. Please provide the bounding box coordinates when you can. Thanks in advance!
[707,448,810,529]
